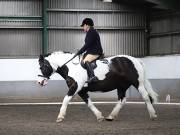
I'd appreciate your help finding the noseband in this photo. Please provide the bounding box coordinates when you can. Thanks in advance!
[38,74,50,79]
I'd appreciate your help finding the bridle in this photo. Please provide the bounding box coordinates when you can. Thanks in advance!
[38,63,53,80]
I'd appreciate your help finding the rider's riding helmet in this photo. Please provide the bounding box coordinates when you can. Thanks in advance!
[80,18,94,27]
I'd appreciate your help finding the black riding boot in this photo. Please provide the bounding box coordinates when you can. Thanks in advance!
[85,62,98,83]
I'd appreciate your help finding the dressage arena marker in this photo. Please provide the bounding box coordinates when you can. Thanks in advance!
[0,102,180,106]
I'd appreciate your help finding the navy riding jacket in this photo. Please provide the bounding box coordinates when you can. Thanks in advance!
[77,27,103,55]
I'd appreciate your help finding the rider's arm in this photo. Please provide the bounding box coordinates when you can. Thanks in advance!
[77,30,95,55]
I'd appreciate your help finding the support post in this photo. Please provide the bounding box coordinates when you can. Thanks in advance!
[145,8,151,56]
[42,0,48,54]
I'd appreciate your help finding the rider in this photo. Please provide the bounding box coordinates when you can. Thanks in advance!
[76,18,103,83]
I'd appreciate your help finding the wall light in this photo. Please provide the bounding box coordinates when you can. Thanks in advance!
[103,0,112,2]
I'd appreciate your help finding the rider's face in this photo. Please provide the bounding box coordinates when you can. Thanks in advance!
[83,24,90,32]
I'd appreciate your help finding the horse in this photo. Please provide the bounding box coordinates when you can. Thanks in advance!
[37,51,158,122]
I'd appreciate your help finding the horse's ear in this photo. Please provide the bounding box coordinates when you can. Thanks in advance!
[39,55,44,63]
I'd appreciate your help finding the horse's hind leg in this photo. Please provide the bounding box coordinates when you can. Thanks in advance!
[78,90,104,122]
[106,88,126,121]
[138,83,157,119]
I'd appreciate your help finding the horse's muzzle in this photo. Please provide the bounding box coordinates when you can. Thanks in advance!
[37,78,48,87]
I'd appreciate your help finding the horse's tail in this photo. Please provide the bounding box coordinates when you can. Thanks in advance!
[139,60,158,103]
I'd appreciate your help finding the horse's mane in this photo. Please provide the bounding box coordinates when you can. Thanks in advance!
[44,50,77,66]
[51,50,73,55]
[45,50,74,58]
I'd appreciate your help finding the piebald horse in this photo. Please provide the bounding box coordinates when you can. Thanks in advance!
[37,51,158,122]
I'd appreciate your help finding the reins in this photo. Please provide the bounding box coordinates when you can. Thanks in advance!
[60,54,80,68]
[72,54,80,65]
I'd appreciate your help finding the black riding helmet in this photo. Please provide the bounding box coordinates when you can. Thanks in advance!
[80,18,94,27]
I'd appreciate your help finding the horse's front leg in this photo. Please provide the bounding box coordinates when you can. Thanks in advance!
[56,77,79,122]
[78,89,104,122]
[56,95,72,122]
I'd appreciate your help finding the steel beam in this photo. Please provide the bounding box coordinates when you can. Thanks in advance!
[0,16,41,20]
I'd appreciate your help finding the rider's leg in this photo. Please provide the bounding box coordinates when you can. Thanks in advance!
[83,54,99,83]
[85,61,98,83]
[83,54,99,63]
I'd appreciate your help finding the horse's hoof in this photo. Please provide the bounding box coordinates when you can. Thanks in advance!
[56,118,64,123]
[105,116,114,121]
[150,114,157,120]
[97,116,104,122]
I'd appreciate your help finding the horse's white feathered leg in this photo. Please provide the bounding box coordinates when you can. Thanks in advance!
[140,60,158,103]
[56,95,72,122]
[138,84,157,119]
[87,98,104,122]
[106,98,126,121]
[144,78,158,103]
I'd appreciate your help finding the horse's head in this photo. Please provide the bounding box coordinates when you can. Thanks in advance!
[37,51,79,86]
[37,55,54,86]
